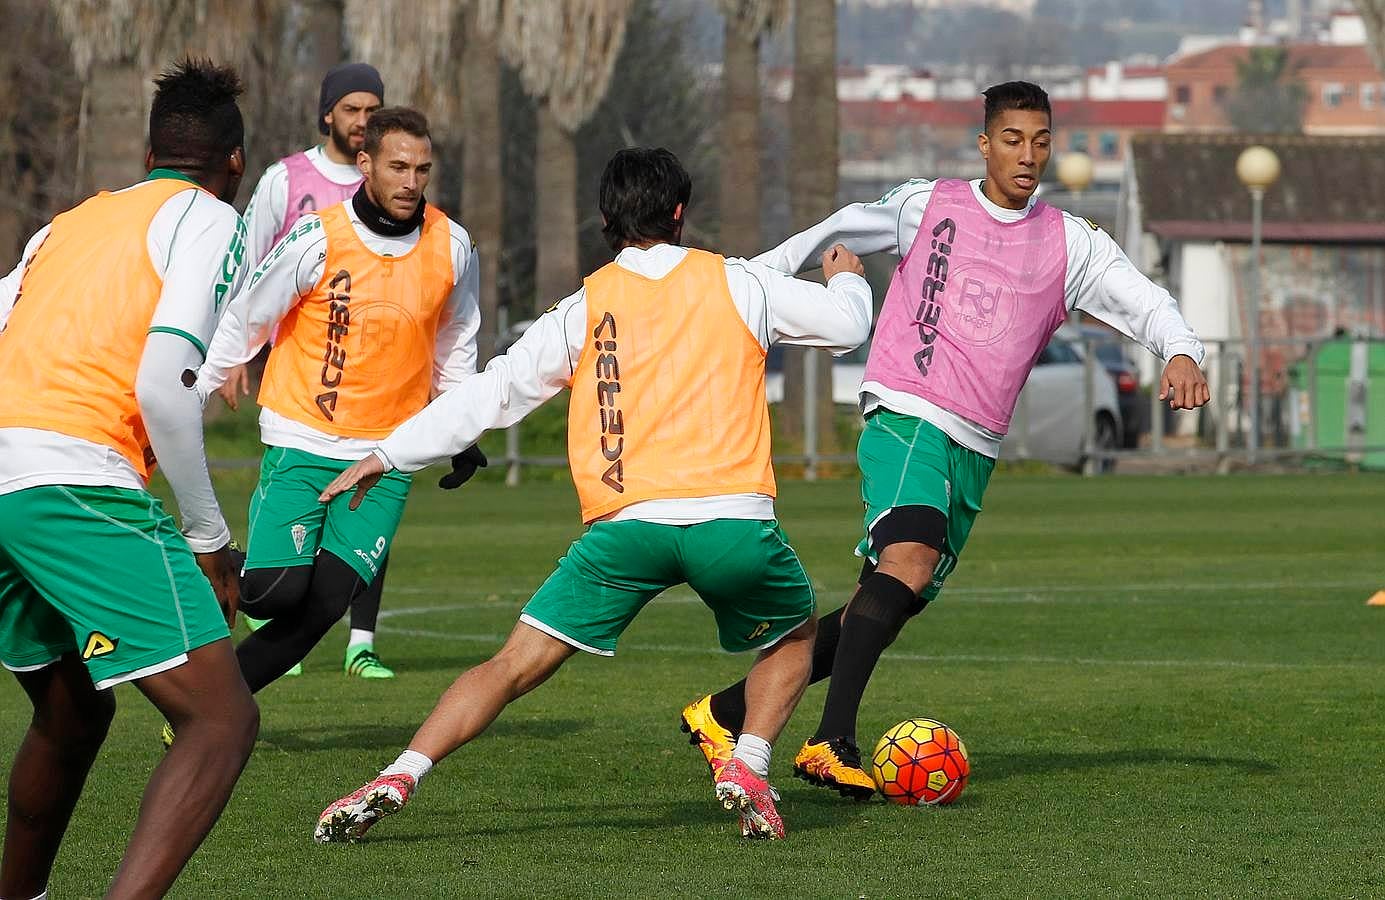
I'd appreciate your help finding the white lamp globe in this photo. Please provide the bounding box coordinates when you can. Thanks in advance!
[1236,145,1281,190]
[1056,151,1094,192]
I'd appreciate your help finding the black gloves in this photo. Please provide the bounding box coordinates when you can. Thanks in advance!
[438,444,488,489]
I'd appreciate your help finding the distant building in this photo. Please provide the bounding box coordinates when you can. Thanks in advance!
[1162,8,1385,136]
[1121,133,1385,433]
[1165,43,1385,135]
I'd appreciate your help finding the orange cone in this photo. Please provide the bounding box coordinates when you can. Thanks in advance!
[1367,591,1385,606]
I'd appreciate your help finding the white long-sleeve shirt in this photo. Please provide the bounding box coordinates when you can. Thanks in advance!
[374,243,873,524]
[757,178,1206,457]
[242,145,362,266]
[198,202,481,460]
[0,177,246,552]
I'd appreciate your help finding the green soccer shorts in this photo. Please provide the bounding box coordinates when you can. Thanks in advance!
[856,409,996,601]
[0,485,230,689]
[520,518,815,656]
[246,446,412,583]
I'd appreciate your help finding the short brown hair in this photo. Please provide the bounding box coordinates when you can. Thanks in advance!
[363,106,430,155]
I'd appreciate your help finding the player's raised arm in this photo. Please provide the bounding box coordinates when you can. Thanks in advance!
[731,244,872,355]
[196,216,326,405]
[1064,216,1209,409]
[753,180,933,275]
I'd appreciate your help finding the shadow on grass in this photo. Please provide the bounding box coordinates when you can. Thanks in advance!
[258,717,589,752]
[981,748,1278,781]
[362,790,875,843]
[379,652,496,674]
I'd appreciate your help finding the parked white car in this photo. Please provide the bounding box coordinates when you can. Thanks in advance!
[768,331,1122,470]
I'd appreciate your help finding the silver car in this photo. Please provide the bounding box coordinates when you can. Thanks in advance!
[999,331,1123,470]
[769,332,1122,470]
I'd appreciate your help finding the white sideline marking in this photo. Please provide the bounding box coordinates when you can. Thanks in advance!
[374,624,1378,671]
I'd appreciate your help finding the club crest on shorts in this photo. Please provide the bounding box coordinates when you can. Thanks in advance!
[747,621,771,641]
[291,523,308,555]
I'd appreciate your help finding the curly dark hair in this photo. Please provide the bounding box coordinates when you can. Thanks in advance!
[148,57,245,162]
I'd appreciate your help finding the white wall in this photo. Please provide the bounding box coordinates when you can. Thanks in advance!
[1177,242,1235,341]
[1170,241,1236,435]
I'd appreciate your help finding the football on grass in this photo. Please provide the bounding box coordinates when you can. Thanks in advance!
[871,718,969,806]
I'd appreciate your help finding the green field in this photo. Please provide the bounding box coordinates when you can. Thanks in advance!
[4,472,1384,898]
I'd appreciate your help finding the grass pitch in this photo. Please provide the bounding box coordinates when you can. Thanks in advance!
[3,471,1383,898]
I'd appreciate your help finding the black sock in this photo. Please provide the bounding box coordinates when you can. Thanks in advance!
[708,604,848,735]
[237,552,365,693]
[813,573,919,744]
[349,553,387,633]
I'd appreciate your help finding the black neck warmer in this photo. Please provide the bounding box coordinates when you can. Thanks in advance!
[352,184,426,237]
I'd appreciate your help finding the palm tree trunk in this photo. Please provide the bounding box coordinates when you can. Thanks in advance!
[80,60,146,195]
[534,102,580,314]
[780,0,840,459]
[719,20,762,258]
[296,0,345,140]
[463,8,504,363]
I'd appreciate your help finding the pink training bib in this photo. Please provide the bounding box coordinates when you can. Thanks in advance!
[271,150,362,248]
[863,178,1068,434]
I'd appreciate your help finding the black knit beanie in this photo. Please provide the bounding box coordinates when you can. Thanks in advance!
[317,62,385,135]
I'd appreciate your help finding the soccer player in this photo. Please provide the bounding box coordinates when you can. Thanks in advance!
[312,148,873,842]
[0,59,259,899]
[226,63,403,679]
[192,107,482,699]
[243,62,384,267]
[682,81,1212,799]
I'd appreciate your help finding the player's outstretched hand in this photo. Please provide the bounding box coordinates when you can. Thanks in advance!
[439,444,488,489]
[217,364,252,411]
[1159,354,1211,410]
[822,243,865,280]
[195,543,241,628]
[319,453,386,510]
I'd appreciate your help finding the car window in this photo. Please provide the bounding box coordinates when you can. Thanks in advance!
[1094,343,1127,368]
[1038,339,1080,365]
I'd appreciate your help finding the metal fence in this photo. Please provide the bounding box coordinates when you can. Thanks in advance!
[1081,335,1385,473]
[493,335,1385,483]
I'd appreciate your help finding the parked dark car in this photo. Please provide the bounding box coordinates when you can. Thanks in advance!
[1077,326,1145,448]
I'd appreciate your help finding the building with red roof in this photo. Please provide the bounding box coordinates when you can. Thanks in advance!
[1165,42,1385,135]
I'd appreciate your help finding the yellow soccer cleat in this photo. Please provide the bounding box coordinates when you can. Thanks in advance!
[159,721,175,751]
[680,695,735,781]
[792,736,877,800]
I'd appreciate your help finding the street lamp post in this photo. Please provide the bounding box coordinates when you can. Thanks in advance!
[1235,145,1281,465]
[1057,151,1094,328]
[1057,152,1097,469]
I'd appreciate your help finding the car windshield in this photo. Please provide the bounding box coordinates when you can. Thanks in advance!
[1093,343,1127,368]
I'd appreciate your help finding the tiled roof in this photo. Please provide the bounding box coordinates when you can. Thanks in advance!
[1131,132,1385,242]
[1167,42,1381,74]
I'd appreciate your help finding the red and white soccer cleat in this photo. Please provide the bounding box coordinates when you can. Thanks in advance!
[714,758,785,840]
[313,772,416,843]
